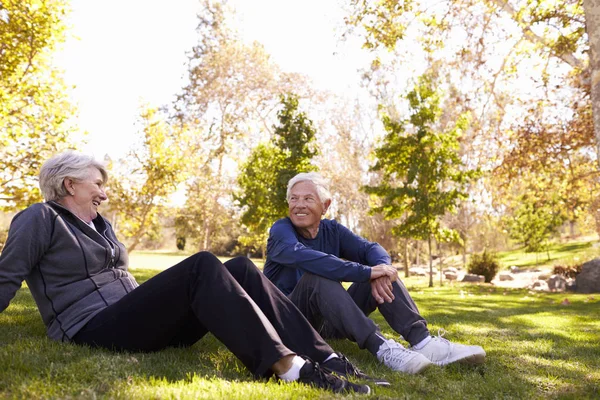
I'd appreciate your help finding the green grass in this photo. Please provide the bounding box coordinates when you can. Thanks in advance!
[1,265,599,399]
[129,251,265,270]
[495,238,599,270]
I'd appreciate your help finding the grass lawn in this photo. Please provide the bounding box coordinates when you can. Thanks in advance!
[128,251,266,270]
[496,238,599,270]
[1,263,598,400]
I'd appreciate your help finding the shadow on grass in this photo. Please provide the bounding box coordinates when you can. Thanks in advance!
[2,271,599,399]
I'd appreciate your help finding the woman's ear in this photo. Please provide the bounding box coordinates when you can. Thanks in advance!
[63,178,75,196]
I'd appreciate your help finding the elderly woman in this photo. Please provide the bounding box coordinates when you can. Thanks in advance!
[0,152,373,394]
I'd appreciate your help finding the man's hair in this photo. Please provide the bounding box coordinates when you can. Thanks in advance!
[39,151,108,201]
[286,172,332,204]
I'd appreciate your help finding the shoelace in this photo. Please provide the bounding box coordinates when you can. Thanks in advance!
[430,328,452,364]
[336,353,361,376]
[309,360,341,387]
[380,340,413,364]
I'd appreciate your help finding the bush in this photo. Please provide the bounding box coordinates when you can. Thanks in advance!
[176,236,186,251]
[552,264,582,279]
[468,250,500,283]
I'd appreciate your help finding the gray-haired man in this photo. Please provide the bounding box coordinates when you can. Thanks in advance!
[264,172,485,374]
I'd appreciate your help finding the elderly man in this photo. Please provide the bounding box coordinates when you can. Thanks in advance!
[264,172,485,374]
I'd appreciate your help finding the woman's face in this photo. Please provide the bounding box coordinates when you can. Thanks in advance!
[67,167,108,222]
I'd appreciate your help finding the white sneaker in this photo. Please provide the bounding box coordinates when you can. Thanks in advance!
[376,339,433,374]
[412,331,486,366]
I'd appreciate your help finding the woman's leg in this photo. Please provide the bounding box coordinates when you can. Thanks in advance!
[223,257,333,362]
[73,252,293,377]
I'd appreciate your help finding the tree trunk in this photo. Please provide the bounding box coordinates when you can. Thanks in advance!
[403,239,409,278]
[416,241,421,266]
[428,235,433,287]
[462,237,467,268]
[439,241,443,287]
[584,0,600,166]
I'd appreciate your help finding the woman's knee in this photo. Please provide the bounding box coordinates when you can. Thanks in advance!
[223,256,260,278]
[186,251,225,275]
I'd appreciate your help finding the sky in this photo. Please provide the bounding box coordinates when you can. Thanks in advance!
[54,0,370,159]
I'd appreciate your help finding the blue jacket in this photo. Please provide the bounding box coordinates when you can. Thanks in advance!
[264,218,391,295]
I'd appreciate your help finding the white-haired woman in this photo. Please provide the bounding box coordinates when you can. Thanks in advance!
[0,151,374,394]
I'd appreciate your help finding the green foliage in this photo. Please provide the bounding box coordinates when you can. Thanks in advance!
[467,250,500,283]
[175,168,243,255]
[236,94,318,250]
[504,194,566,254]
[365,75,478,286]
[176,236,186,251]
[108,107,188,252]
[0,0,78,211]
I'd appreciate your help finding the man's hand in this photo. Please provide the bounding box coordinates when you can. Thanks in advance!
[370,264,398,280]
[371,276,395,304]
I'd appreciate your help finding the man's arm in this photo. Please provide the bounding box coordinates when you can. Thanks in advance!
[0,205,50,312]
[337,223,392,266]
[336,222,398,304]
[267,220,372,283]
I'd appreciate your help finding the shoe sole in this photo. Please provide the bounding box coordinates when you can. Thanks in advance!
[434,351,486,366]
[412,360,434,374]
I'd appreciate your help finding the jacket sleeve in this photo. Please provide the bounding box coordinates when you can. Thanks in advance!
[337,223,392,266]
[0,205,52,312]
[267,220,372,282]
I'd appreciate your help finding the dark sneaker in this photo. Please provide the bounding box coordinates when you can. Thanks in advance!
[298,358,371,394]
[322,353,391,386]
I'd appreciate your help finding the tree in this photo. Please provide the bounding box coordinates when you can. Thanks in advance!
[583,0,600,165]
[0,0,78,210]
[365,76,478,287]
[108,106,188,252]
[171,1,314,255]
[175,166,239,253]
[172,0,310,169]
[504,194,566,258]
[236,94,319,254]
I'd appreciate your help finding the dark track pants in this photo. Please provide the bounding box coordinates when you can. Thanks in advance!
[289,273,430,348]
[73,252,333,377]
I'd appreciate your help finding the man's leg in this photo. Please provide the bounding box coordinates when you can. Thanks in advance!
[347,278,430,346]
[222,257,333,363]
[288,272,381,350]
[73,252,292,377]
[348,278,486,366]
[289,273,433,374]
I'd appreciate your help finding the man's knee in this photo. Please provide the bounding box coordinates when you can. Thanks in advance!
[298,273,345,293]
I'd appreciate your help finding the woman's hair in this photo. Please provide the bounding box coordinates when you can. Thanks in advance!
[39,151,108,201]
[286,172,332,204]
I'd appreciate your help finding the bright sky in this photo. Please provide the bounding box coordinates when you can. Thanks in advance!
[55,0,370,159]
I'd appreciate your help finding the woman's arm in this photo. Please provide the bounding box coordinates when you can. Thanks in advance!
[0,205,52,312]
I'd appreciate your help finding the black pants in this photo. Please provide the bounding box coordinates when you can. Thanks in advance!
[289,273,430,349]
[73,252,333,377]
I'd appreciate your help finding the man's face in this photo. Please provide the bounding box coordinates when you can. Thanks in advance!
[288,181,328,233]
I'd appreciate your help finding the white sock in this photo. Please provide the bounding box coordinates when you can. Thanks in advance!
[413,336,432,350]
[277,355,306,382]
[323,353,339,363]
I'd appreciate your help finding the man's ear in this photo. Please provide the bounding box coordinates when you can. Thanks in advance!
[322,199,332,215]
